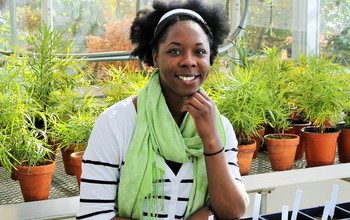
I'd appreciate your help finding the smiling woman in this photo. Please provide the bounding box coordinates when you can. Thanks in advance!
[76,1,249,220]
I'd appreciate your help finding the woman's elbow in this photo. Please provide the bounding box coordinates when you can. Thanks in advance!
[212,199,248,220]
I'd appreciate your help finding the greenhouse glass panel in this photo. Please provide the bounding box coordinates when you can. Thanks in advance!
[320,0,350,64]
[242,0,293,57]
[0,0,41,51]
[52,0,137,53]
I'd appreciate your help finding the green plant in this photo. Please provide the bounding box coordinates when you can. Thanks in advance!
[208,66,267,144]
[339,69,350,128]
[257,47,295,137]
[50,86,106,122]
[338,93,350,129]
[340,112,350,129]
[0,131,19,172]
[20,24,84,114]
[53,110,98,152]
[265,105,292,138]
[292,54,349,132]
[0,78,52,168]
[50,90,105,152]
[0,25,85,169]
[98,65,149,107]
[227,46,294,138]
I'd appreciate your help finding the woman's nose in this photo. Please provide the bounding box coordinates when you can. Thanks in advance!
[179,51,197,68]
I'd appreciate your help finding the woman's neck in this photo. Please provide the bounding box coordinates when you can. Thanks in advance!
[164,95,187,127]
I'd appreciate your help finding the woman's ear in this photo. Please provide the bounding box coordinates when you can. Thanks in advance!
[152,50,158,68]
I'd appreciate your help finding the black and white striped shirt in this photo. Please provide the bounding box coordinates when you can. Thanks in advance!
[76,96,248,220]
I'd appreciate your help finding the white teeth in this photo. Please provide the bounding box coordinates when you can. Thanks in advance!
[179,76,195,81]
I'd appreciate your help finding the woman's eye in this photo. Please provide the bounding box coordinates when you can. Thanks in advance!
[196,49,207,55]
[169,49,181,55]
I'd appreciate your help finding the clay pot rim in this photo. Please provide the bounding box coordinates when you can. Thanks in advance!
[16,160,56,174]
[301,126,341,134]
[288,119,312,126]
[238,138,256,146]
[70,151,85,158]
[17,159,55,168]
[264,133,299,139]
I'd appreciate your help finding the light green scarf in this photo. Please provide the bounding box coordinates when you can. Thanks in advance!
[118,69,226,219]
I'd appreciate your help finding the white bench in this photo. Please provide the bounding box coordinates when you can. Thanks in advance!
[1,163,350,219]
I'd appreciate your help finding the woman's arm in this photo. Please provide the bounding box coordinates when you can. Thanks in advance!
[181,91,248,219]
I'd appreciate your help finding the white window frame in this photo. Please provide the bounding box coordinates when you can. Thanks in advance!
[41,0,53,28]
[292,0,320,58]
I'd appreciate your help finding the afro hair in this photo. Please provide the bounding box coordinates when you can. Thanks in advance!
[130,0,230,67]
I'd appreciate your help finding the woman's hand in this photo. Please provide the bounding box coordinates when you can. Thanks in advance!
[181,90,222,149]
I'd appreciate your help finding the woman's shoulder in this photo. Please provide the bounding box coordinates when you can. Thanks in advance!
[102,96,136,117]
[95,96,137,132]
[86,96,137,160]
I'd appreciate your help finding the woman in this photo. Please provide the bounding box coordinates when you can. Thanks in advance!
[77,0,249,219]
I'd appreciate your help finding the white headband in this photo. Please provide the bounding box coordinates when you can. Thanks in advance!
[152,8,211,44]
[157,8,205,25]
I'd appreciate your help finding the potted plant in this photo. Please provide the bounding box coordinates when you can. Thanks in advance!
[15,129,55,202]
[264,105,300,171]
[336,69,350,163]
[293,54,347,167]
[243,46,298,153]
[52,97,101,177]
[0,80,55,201]
[337,110,350,163]
[206,65,267,175]
[0,25,93,200]
[247,46,301,171]
[1,25,87,165]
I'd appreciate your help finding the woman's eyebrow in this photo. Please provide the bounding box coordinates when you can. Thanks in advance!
[166,41,181,47]
[166,42,206,47]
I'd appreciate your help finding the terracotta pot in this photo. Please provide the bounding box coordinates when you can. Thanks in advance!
[301,126,340,167]
[285,120,312,161]
[264,133,299,171]
[252,126,266,159]
[70,151,84,189]
[61,146,76,175]
[237,139,256,176]
[16,160,55,202]
[338,128,350,163]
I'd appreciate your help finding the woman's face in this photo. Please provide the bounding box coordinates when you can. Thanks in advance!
[153,20,211,99]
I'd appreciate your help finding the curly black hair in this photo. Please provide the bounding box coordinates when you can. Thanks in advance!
[130,0,230,67]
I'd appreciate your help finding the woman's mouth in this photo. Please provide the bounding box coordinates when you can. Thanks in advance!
[178,75,197,81]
